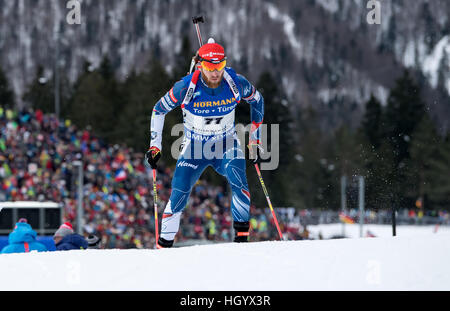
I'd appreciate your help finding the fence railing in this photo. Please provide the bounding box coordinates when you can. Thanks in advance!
[275,208,450,227]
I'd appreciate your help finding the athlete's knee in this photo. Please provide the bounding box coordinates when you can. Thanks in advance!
[224,163,248,188]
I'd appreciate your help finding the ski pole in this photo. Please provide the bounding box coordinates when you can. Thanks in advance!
[189,15,205,74]
[152,168,159,247]
[253,162,284,240]
[193,15,204,47]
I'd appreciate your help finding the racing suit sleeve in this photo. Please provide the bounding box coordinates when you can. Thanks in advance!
[236,74,264,143]
[150,80,187,150]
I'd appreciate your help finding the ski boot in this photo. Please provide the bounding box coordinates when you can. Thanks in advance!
[233,221,250,243]
[156,237,174,249]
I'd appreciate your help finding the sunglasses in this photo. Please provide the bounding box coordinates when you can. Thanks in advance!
[199,57,227,72]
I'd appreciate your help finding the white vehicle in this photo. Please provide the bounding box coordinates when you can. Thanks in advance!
[0,201,63,236]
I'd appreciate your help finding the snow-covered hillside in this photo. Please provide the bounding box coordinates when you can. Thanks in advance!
[1,225,449,291]
[1,0,449,130]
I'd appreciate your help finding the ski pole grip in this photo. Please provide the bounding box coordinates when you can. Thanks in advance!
[192,16,204,24]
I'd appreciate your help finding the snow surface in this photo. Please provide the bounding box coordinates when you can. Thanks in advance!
[1,224,449,291]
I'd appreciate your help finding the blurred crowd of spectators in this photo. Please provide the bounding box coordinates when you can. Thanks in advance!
[0,107,284,249]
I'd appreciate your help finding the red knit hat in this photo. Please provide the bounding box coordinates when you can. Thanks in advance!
[54,222,74,237]
[198,38,227,71]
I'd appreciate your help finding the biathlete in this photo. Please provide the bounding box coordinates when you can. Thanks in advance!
[145,38,264,248]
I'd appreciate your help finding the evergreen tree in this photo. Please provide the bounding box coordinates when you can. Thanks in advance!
[406,113,440,210]
[360,94,383,149]
[22,65,73,117]
[358,94,397,210]
[291,106,330,209]
[384,70,426,164]
[116,58,173,156]
[383,70,426,207]
[98,56,114,81]
[115,70,149,151]
[0,66,15,108]
[98,55,123,121]
[256,72,294,167]
[58,69,74,119]
[252,71,295,207]
[426,134,450,209]
[327,125,366,211]
[333,125,364,177]
[67,70,116,141]
[22,66,54,113]
[364,140,398,210]
[172,35,194,81]
[66,56,124,143]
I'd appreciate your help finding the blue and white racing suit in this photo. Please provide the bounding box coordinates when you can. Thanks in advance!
[150,67,264,241]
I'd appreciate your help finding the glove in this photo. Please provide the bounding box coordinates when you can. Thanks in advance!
[248,121,264,163]
[145,146,161,169]
[247,140,264,164]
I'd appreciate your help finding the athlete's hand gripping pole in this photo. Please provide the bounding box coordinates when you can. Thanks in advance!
[248,144,284,241]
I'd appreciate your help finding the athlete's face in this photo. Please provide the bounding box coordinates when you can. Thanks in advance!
[201,67,224,88]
